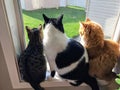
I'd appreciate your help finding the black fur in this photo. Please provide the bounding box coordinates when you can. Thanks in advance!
[56,39,84,69]
[51,70,56,77]
[18,26,46,90]
[43,14,99,90]
[56,40,99,90]
[43,14,64,33]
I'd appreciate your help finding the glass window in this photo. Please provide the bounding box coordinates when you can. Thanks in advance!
[2,0,120,89]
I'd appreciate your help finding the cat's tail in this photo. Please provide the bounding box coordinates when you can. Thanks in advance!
[29,82,44,90]
[117,44,120,73]
[118,42,120,57]
[114,43,120,74]
[84,75,100,90]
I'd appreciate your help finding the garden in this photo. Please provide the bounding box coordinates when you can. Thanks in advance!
[22,5,120,90]
[22,6,85,43]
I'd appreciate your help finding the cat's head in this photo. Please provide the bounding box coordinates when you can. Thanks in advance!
[79,18,104,47]
[43,14,64,33]
[26,24,43,43]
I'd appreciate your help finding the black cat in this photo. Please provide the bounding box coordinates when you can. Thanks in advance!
[18,25,46,90]
[43,14,99,90]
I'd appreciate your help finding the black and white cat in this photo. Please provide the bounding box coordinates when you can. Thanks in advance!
[18,25,46,90]
[43,14,99,90]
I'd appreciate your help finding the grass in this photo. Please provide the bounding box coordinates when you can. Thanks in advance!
[22,6,86,43]
[116,74,120,90]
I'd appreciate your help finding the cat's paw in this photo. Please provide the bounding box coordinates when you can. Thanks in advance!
[51,71,55,77]
[47,76,53,81]
[69,82,79,86]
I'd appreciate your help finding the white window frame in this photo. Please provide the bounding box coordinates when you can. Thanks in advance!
[0,0,119,90]
[0,0,75,89]
[0,0,90,90]
[113,12,120,42]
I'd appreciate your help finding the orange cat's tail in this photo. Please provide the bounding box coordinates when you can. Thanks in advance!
[118,43,120,61]
[118,41,120,54]
[119,43,120,56]
[116,43,120,74]
[113,43,120,74]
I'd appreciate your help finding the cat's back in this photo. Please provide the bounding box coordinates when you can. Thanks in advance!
[67,39,85,55]
[55,39,89,80]
[22,45,46,69]
[19,45,46,83]
[58,39,86,59]
[19,45,44,62]
[103,39,119,56]
[56,39,88,68]
[104,39,119,49]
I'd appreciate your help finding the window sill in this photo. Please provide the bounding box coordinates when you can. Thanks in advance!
[17,80,89,89]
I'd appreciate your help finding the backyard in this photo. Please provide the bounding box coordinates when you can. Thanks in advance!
[22,6,86,43]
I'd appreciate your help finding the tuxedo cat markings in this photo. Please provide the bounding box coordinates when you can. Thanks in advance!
[43,14,99,90]
[18,25,46,90]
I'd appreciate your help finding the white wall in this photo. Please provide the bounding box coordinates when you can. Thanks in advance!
[20,0,86,10]
[20,0,60,10]
[60,0,66,7]
[87,0,120,38]
[67,0,86,8]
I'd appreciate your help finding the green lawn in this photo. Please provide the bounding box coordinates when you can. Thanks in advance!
[22,6,86,43]
[116,74,120,90]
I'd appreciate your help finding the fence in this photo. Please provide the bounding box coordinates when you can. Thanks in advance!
[20,0,86,10]
[66,0,86,8]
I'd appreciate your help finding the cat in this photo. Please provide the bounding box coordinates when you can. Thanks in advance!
[79,18,120,83]
[43,14,99,90]
[18,25,46,90]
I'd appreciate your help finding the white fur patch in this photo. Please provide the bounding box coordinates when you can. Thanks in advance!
[79,23,86,46]
[80,36,85,46]
[80,23,83,30]
[56,48,89,75]
[84,48,89,63]
[43,23,89,79]
[97,78,109,86]
[43,23,68,53]
[43,23,68,71]
[56,55,85,75]
[66,79,76,84]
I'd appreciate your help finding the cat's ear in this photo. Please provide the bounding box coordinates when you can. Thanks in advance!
[38,24,42,31]
[57,14,64,23]
[86,18,91,22]
[43,14,49,23]
[81,23,90,34]
[81,22,87,29]
[26,26,31,34]
[79,22,83,28]
[26,26,32,39]
[79,22,84,35]
[38,24,43,40]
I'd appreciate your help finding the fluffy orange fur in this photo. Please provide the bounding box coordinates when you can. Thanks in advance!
[79,18,120,82]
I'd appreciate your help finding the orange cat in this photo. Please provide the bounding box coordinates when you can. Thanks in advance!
[79,18,120,82]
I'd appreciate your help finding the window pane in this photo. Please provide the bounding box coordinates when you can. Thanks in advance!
[86,0,120,39]
[19,0,86,80]
[4,0,22,57]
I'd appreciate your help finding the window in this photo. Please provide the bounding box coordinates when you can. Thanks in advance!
[113,13,120,42]
[86,0,120,39]
[0,0,120,90]
[0,0,88,89]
